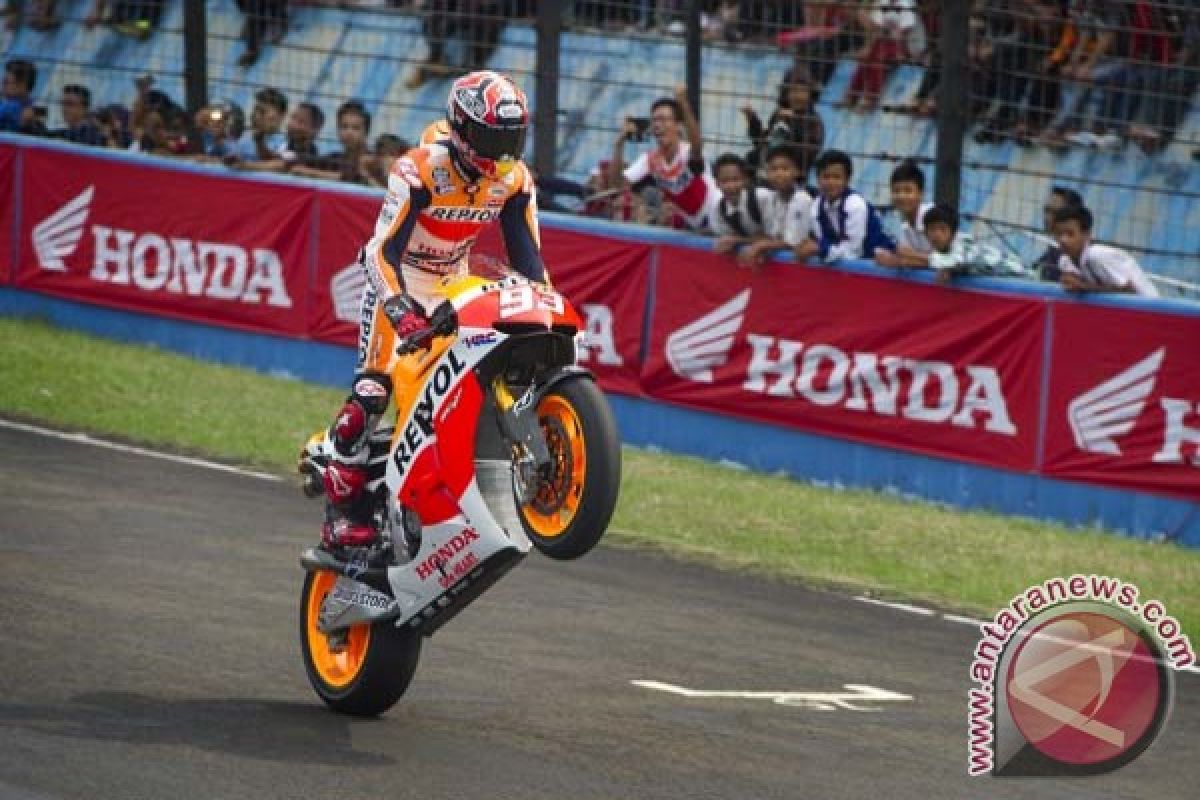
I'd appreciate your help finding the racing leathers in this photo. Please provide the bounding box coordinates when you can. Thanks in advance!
[319,141,545,548]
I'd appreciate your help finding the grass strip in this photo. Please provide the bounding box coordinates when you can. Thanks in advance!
[2,316,1197,638]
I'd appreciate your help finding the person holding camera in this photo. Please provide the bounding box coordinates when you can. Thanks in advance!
[188,101,244,161]
[608,85,718,233]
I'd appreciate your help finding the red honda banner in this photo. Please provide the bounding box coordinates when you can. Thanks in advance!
[15,148,314,336]
[310,188,379,347]
[475,221,650,396]
[1043,304,1200,501]
[0,144,16,284]
[642,247,1047,469]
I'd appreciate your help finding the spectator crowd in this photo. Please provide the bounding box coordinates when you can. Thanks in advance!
[1,0,1192,298]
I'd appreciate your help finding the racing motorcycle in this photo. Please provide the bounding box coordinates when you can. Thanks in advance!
[296,268,621,716]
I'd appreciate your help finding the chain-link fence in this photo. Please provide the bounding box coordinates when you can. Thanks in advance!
[2,0,1197,289]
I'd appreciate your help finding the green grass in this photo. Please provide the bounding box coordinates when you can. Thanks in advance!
[3,316,1198,638]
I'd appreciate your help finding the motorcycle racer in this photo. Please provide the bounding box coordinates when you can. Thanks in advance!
[419,118,451,145]
[313,69,545,552]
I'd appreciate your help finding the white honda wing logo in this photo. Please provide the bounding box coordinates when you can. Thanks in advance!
[330,262,366,322]
[1068,348,1165,455]
[33,186,94,271]
[666,289,750,383]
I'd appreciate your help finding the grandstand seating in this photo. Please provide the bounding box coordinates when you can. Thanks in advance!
[4,0,1197,280]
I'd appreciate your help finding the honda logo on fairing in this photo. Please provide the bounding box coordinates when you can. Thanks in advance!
[33,186,293,307]
[415,528,480,581]
[1068,349,1164,456]
[666,289,750,382]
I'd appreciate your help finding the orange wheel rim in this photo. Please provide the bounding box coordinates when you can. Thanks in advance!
[306,571,371,688]
[522,394,586,538]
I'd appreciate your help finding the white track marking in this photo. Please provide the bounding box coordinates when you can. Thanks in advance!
[631,680,912,711]
[0,418,283,482]
[856,595,1200,675]
[855,596,936,616]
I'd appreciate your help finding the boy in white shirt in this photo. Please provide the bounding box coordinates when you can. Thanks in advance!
[875,159,934,269]
[1054,206,1159,297]
[739,145,813,267]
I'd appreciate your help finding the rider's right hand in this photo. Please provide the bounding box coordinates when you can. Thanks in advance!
[382,293,432,352]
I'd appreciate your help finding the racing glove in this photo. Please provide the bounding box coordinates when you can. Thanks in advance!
[382,293,432,352]
[382,292,428,334]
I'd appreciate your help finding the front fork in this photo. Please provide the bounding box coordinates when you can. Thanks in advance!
[492,378,551,504]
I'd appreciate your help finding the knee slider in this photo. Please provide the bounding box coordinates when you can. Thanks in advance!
[351,372,392,415]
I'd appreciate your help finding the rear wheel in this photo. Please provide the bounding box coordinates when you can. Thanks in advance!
[520,377,620,560]
[299,570,421,716]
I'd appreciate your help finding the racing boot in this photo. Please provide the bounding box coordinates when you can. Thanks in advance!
[320,460,378,550]
[316,373,393,551]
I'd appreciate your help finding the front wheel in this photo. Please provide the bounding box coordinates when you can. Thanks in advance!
[519,376,621,560]
[299,570,422,716]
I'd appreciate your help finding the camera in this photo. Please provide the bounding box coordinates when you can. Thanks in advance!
[627,117,650,142]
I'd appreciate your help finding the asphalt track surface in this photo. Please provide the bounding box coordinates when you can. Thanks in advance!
[0,424,1196,800]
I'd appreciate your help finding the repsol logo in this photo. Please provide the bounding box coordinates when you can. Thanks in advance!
[393,350,469,476]
[358,286,377,362]
[427,207,500,223]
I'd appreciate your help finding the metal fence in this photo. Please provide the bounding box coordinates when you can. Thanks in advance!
[2,0,1197,288]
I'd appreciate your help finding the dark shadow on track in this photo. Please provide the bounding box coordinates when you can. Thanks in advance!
[0,692,396,766]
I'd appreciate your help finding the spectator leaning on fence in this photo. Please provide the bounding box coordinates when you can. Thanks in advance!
[292,100,371,184]
[609,86,718,234]
[876,159,934,269]
[1054,206,1159,297]
[924,204,1028,285]
[50,84,103,146]
[795,149,894,265]
[362,133,409,189]
[94,103,131,149]
[1034,185,1084,281]
[230,87,288,163]
[737,145,814,268]
[712,152,769,254]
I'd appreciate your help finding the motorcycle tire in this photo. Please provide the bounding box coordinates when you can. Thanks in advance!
[519,376,621,560]
[299,569,422,716]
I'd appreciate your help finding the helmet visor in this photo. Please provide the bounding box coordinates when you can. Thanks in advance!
[463,117,526,161]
